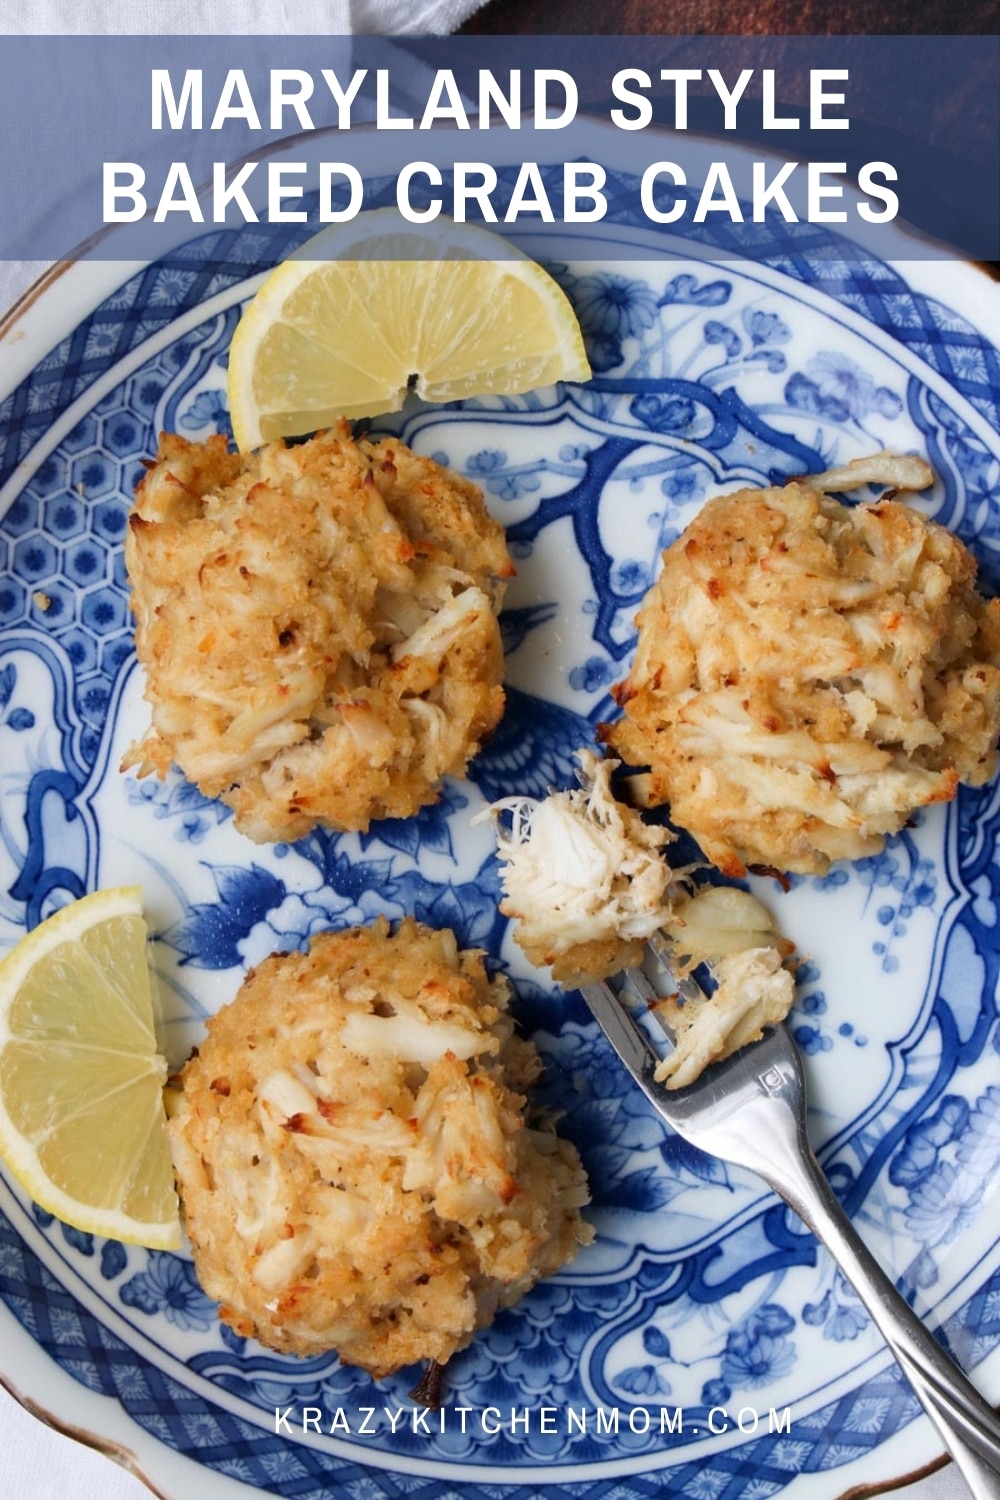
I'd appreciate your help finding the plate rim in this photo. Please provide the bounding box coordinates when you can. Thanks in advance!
[2,178,1000,1500]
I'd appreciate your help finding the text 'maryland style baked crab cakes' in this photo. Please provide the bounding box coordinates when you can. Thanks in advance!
[603,453,1000,877]
[167,918,593,1377]
[122,425,513,843]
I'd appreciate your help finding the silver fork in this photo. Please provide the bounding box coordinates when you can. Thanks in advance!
[581,960,1000,1500]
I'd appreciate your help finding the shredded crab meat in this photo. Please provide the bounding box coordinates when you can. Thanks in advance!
[122,425,513,842]
[488,749,682,986]
[604,451,1000,875]
[651,944,795,1090]
[169,918,593,1376]
[486,752,796,1086]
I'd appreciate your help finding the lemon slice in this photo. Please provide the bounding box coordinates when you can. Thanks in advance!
[227,209,591,450]
[0,886,180,1249]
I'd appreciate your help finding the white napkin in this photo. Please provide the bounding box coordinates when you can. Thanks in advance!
[0,0,486,35]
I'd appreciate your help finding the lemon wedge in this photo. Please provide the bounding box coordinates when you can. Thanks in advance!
[227,209,591,451]
[0,886,180,1249]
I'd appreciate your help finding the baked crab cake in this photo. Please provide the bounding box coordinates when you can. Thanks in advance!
[604,453,1000,876]
[123,426,513,842]
[168,918,592,1377]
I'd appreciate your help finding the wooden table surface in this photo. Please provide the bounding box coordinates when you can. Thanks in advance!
[450,0,1000,253]
[459,0,999,33]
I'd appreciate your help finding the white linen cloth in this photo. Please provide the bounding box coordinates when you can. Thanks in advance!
[0,4,987,1499]
[0,0,484,38]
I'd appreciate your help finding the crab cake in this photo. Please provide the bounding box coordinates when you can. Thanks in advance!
[168,918,592,1376]
[123,426,513,842]
[604,453,1000,876]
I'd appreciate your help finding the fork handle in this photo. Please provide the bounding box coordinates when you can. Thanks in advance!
[772,1137,1000,1499]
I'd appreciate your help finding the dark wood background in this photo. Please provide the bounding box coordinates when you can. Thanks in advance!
[460,0,999,33]
[450,0,1000,256]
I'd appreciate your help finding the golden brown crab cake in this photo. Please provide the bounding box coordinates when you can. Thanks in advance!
[122,425,513,842]
[603,453,1000,877]
[168,918,592,1376]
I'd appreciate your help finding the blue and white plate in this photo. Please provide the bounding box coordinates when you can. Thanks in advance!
[2,158,1000,1500]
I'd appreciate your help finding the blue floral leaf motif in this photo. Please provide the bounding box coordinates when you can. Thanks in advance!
[906,1248,939,1291]
[466,448,506,475]
[784,371,848,422]
[574,272,659,340]
[642,1326,672,1360]
[903,1159,982,1246]
[121,1253,216,1331]
[701,1378,731,1405]
[631,393,697,434]
[742,309,791,346]
[100,1240,128,1280]
[792,1023,832,1055]
[177,815,210,844]
[661,465,707,504]
[612,559,647,594]
[0,663,14,710]
[873,386,903,419]
[61,1224,95,1255]
[747,349,788,374]
[890,1095,970,1189]
[586,333,625,373]
[362,811,437,862]
[752,1304,796,1337]
[660,1132,731,1187]
[466,686,594,803]
[396,870,503,951]
[721,1305,797,1387]
[178,389,229,432]
[119,1265,166,1315]
[703,320,742,358]
[500,602,558,657]
[802,1290,831,1326]
[31,1204,55,1229]
[800,989,827,1016]
[369,782,467,861]
[659,274,731,308]
[616,1364,670,1396]
[167,863,287,969]
[171,779,220,813]
[315,847,397,905]
[6,707,35,731]
[827,1303,869,1341]
[220,1322,247,1354]
[569,656,614,694]
[602,1165,688,1212]
[488,471,542,502]
[957,1085,1000,1175]
[791,351,900,426]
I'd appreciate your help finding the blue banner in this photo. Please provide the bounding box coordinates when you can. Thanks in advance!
[0,34,996,262]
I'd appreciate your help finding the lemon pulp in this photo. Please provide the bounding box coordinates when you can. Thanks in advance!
[227,211,591,451]
[0,886,180,1249]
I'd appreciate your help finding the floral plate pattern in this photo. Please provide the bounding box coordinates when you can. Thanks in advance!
[2,168,1000,1500]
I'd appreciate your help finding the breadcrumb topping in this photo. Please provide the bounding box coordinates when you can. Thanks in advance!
[604,453,1000,875]
[169,918,592,1376]
[123,426,513,842]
